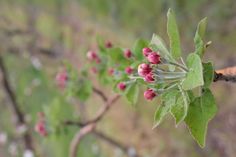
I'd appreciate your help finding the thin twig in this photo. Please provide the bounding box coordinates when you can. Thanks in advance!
[92,130,128,152]
[92,86,108,102]
[0,55,35,152]
[69,123,96,157]
[83,94,120,125]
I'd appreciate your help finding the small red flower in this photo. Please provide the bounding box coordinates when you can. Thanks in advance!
[56,70,68,89]
[138,63,152,77]
[105,41,113,48]
[125,67,133,75]
[144,73,155,82]
[144,89,156,100]
[117,82,126,91]
[142,47,152,57]
[124,49,132,59]
[147,52,161,64]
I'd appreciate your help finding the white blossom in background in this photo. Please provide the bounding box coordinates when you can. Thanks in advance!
[8,142,18,156]
[31,56,42,70]
[114,149,122,157]
[127,147,136,157]
[23,149,34,157]
[0,132,7,145]
[16,124,27,135]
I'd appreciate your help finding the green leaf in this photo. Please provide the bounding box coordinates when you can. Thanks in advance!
[96,36,106,53]
[167,8,182,59]
[185,89,217,147]
[194,18,207,58]
[153,89,179,128]
[170,86,189,125]
[75,79,92,101]
[125,83,139,105]
[182,53,204,90]
[203,62,214,88]
[149,34,171,60]
[153,103,169,128]
[107,47,129,67]
[149,34,175,71]
[132,39,148,60]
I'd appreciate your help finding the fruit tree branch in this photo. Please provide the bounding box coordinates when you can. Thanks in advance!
[214,66,236,82]
[0,55,35,152]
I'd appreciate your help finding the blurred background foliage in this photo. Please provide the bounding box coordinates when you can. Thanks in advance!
[0,0,236,157]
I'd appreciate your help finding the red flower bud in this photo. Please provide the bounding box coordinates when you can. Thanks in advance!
[105,41,113,48]
[35,121,47,137]
[87,51,98,60]
[125,67,133,75]
[91,67,98,74]
[138,63,152,77]
[117,82,126,91]
[56,70,68,89]
[144,73,155,82]
[124,49,132,58]
[144,89,156,100]
[147,52,161,64]
[142,47,152,57]
[108,68,114,76]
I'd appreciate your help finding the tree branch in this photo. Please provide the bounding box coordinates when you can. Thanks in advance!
[83,94,120,125]
[0,55,35,152]
[214,66,236,82]
[92,86,108,102]
[69,123,96,157]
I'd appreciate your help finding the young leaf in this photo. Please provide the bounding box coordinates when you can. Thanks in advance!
[132,39,148,60]
[76,79,92,101]
[170,87,189,125]
[153,89,179,128]
[203,62,214,88]
[167,8,182,59]
[182,53,204,90]
[149,34,171,60]
[153,103,170,128]
[125,83,139,105]
[194,18,207,58]
[185,89,217,147]
[149,34,175,71]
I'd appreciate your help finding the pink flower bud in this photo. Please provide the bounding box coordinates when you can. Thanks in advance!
[91,67,98,74]
[105,41,113,48]
[35,121,47,137]
[87,51,98,60]
[125,67,133,75]
[56,70,68,89]
[147,52,161,64]
[138,63,152,77]
[117,82,126,91]
[108,68,114,76]
[144,73,155,82]
[142,47,152,57]
[95,57,101,64]
[144,89,156,100]
[124,49,132,58]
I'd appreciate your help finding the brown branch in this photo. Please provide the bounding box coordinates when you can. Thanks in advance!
[92,86,108,102]
[92,130,128,152]
[83,94,120,125]
[93,130,141,157]
[0,55,35,152]
[214,66,236,82]
[69,123,96,157]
